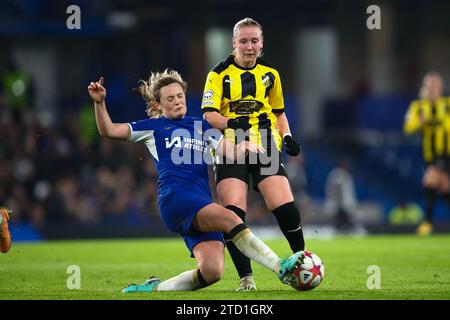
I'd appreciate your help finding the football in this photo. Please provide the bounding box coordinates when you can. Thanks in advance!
[289,250,324,291]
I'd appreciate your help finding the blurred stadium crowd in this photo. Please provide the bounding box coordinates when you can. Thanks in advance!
[0,86,161,228]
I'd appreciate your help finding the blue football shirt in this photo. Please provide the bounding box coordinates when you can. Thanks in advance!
[128,116,222,202]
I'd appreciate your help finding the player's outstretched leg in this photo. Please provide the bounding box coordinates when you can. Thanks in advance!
[0,207,12,254]
[121,204,301,293]
[196,204,300,285]
[122,268,219,293]
[122,242,224,293]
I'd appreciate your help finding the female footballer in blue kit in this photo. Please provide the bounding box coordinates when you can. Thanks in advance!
[88,70,300,292]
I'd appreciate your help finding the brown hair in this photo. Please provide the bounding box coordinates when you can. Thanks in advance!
[138,69,187,118]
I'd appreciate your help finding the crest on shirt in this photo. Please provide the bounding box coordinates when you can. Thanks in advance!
[203,90,214,100]
[262,74,273,88]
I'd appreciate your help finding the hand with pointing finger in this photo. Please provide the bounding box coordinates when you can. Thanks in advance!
[88,77,106,103]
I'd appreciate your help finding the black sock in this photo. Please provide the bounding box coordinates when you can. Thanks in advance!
[272,201,305,252]
[196,269,210,288]
[223,205,253,278]
[424,187,438,223]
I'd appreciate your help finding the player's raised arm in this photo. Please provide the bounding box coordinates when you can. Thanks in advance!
[88,77,130,140]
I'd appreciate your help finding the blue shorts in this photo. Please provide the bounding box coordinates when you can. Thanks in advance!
[159,190,224,257]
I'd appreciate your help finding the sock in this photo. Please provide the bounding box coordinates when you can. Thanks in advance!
[229,223,281,274]
[272,202,305,252]
[155,269,209,291]
[223,205,253,278]
[424,187,437,223]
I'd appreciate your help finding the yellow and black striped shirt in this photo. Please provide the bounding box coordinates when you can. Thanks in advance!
[403,97,450,162]
[201,55,285,150]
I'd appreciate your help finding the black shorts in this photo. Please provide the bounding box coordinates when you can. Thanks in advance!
[214,151,288,192]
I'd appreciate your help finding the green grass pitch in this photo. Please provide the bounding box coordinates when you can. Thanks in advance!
[1,234,449,300]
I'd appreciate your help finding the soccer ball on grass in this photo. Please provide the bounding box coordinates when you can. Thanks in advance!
[288,250,324,291]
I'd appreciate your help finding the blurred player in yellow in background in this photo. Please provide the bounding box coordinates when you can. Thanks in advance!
[403,72,450,235]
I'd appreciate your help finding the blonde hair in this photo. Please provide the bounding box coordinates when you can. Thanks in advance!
[233,17,263,37]
[138,69,187,118]
[419,71,444,99]
[232,17,263,57]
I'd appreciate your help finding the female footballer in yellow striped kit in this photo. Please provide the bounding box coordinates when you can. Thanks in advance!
[201,17,305,291]
[404,72,450,236]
